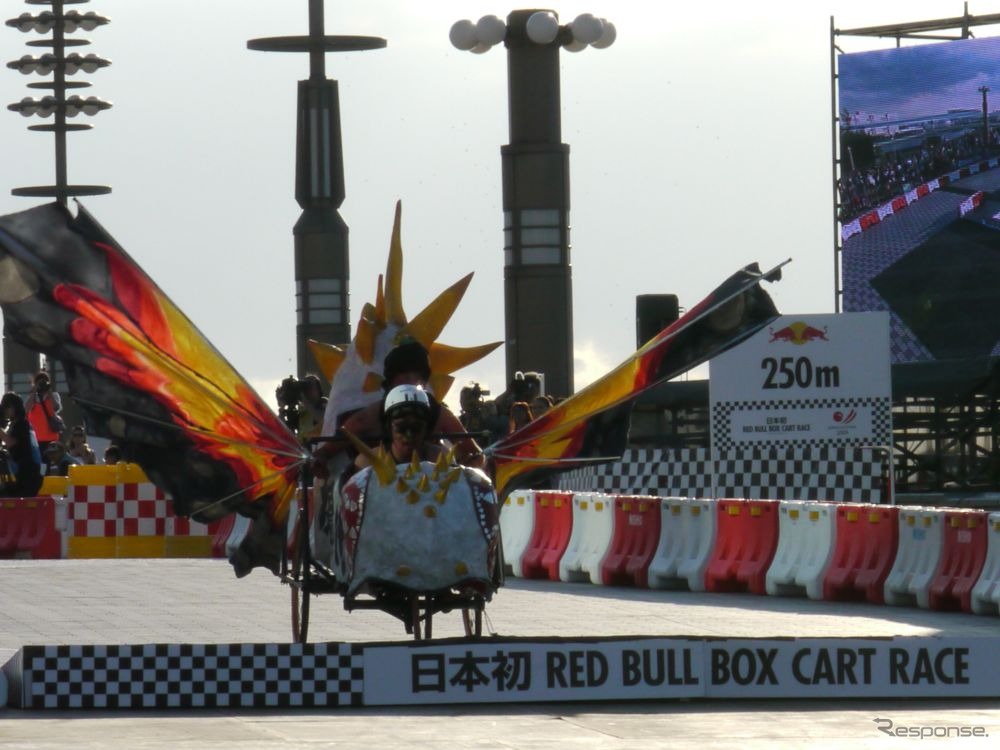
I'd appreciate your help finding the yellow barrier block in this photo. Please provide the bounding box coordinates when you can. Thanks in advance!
[39,475,68,496]
[750,506,762,517]
[117,462,150,485]
[68,463,119,486]
[579,500,589,510]
[115,536,166,558]
[165,537,214,558]
[67,537,117,558]
[789,509,800,520]
[595,502,604,512]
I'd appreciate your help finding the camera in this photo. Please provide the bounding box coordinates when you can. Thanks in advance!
[470,383,490,400]
[275,376,301,433]
[275,376,301,407]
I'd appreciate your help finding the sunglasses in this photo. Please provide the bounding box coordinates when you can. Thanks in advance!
[391,418,426,436]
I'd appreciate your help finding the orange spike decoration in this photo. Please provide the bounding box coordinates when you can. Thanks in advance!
[312,201,501,431]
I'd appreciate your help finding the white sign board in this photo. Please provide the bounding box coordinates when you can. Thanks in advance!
[362,636,1000,704]
[709,312,892,452]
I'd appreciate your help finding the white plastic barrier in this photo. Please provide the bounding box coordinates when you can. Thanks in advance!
[970,511,1000,616]
[558,493,614,584]
[765,501,836,600]
[224,514,252,561]
[500,490,536,578]
[884,507,945,608]
[648,497,717,592]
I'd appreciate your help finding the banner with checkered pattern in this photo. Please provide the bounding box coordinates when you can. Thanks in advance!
[558,445,887,502]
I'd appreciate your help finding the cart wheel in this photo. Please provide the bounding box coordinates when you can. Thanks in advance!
[462,598,483,638]
[290,513,311,644]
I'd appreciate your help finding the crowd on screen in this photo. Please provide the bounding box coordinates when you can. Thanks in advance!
[837,129,1000,224]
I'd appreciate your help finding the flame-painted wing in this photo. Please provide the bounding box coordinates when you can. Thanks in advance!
[0,202,304,524]
[490,262,785,495]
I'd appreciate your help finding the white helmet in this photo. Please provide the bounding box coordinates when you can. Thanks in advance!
[383,384,431,420]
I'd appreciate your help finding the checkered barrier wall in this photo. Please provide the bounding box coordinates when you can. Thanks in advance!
[65,464,219,558]
[559,448,714,497]
[558,446,887,503]
[7,643,364,709]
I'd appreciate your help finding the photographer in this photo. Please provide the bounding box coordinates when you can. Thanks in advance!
[24,370,63,454]
[459,382,504,445]
[296,373,327,444]
[275,375,301,435]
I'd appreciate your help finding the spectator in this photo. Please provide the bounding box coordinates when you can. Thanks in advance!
[67,425,97,465]
[296,373,327,444]
[24,370,63,454]
[103,444,122,464]
[508,401,534,434]
[530,394,554,418]
[44,441,81,476]
[0,392,43,497]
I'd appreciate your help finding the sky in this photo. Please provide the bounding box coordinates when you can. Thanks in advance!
[3,0,999,409]
[839,34,1000,119]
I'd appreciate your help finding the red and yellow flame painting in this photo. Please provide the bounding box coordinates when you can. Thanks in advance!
[55,241,302,521]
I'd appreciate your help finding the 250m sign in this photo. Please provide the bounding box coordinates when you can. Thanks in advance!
[761,356,841,390]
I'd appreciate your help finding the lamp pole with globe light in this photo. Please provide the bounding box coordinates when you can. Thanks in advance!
[4,0,111,395]
[248,0,385,379]
[450,10,615,398]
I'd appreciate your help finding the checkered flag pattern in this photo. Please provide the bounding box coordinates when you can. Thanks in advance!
[16,643,364,709]
[713,446,886,502]
[558,448,715,498]
[558,446,887,503]
[711,397,892,453]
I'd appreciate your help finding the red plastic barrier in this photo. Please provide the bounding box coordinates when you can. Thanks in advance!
[519,491,573,580]
[599,496,662,588]
[822,505,899,604]
[928,510,989,612]
[704,500,779,595]
[0,497,61,559]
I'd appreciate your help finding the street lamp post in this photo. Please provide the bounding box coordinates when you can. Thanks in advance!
[4,0,111,394]
[249,1,385,379]
[450,10,615,398]
[980,85,990,156]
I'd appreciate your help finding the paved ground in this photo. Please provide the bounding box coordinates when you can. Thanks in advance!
[1,559,998,748]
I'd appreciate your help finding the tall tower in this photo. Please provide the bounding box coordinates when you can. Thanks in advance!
[249,0,385,377]
[450,10,615,397]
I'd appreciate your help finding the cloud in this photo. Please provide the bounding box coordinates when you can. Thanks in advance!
[574,340,616,390]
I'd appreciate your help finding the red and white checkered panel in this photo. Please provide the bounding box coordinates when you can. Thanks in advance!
[118,482,168,537]
[70,483,118,538]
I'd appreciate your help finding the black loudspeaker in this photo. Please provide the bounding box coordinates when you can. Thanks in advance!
[636,294,680,348]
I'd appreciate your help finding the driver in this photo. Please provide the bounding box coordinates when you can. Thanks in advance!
[356,384,440,468]
[314,340,485,473]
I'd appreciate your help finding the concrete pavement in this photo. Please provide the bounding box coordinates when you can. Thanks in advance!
[1,559,999,748]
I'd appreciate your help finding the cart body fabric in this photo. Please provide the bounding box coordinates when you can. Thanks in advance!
[326,461,501,599]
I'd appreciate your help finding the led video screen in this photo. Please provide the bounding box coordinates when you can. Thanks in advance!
[838,35,1000,364]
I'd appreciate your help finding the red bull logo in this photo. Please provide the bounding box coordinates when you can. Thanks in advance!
[768,321,829,345]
